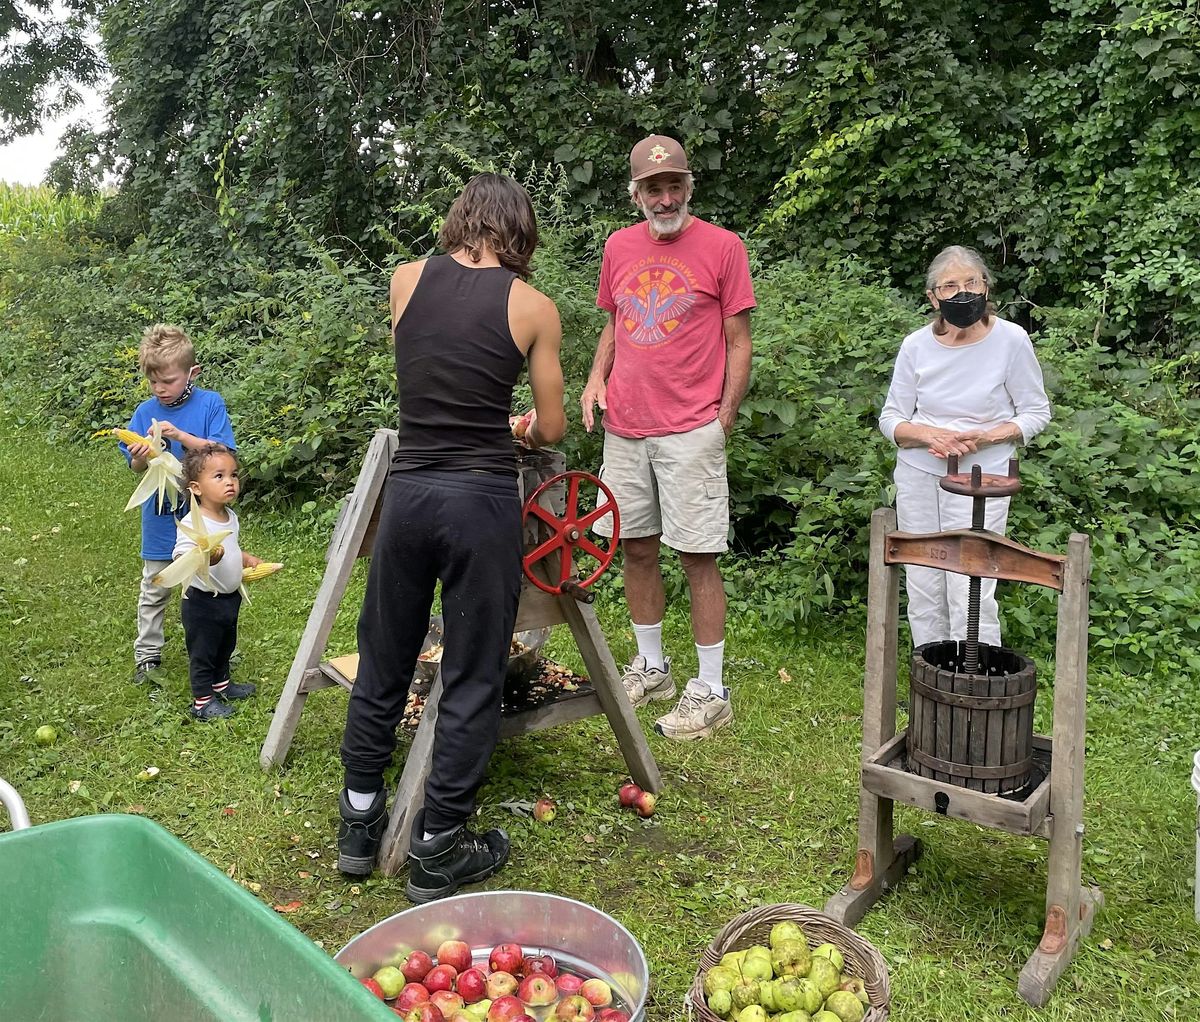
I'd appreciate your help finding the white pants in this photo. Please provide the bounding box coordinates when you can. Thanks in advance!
[894,461,1010,648]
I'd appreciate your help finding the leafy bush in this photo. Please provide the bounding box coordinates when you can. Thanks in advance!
[2,193,1198,678]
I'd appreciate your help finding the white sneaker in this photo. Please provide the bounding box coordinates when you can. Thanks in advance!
[654,679,732,741]
[621,655,675,708]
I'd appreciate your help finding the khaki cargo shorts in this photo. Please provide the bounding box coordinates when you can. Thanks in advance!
[594,418,729,553]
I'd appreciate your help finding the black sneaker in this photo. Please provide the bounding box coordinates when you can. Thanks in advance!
[215,680,257,701]
[133,659,162,685]
[405,808,510,904]
[188,699,236,721]
[337,788,389,878]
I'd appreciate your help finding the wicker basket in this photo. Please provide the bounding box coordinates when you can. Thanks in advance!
[688,903,889,1022]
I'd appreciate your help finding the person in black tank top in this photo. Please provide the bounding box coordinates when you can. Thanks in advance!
[337,174,566,900]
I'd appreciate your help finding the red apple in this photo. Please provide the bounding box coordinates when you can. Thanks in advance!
[405,1005,444,1022]
[437,940,473,974]
[555,995,596,1022]
[633,790,656,818]
[597,1011,629,1022]
[522,953,558,979]
[514,1017,537,1022]
[431,990,465,1016]
[556,973,584,996]
[486,972,518,1000]
[487,994,526,1022]
[403,950,436,984]
[456,967,489,1003]
[580,979,612,1008]
[361,977,386,999]
[396,983,432,1012]
[489,943,524,975]
[533,798,556,823]
[517,973,557,1007]
[425,965,458,993]
[617,782,642,808]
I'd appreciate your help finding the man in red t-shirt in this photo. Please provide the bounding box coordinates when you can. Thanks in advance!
[582,134,755,741]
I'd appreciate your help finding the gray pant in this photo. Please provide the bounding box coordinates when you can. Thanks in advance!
[135,559,173,664]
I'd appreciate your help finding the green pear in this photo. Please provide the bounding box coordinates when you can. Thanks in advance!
[736,1007,769,1022]
[822,991,865,1022]
[720,951,747,979]
[771,939,811,978]
[838,977,870,1007]
[772,979,804,1014]
[811,944,845,973]
[776,1013,813,1022]
[769,921,806,949]
[708,989,734,1018]
[732,982,761,1011]
[793,978,823,1015]
[807,957,840,999]
[705,966,740,997]
[759,979,779,1013]
[744,950,772,983]
[813,1013,842,1022]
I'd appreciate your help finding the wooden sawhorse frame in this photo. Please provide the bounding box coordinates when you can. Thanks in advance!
[260,428,661,875]
[824,507,1102,1007]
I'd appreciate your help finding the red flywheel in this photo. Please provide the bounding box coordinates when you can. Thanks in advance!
[522,471,620,596]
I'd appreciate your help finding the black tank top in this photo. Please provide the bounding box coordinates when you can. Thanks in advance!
[391,256,527,476]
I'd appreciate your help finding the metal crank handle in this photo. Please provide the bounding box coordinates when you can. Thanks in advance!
[559,579,596,604]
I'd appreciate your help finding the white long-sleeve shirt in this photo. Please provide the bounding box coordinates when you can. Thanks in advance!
[173,507,243,594]
[879,317,1052,476]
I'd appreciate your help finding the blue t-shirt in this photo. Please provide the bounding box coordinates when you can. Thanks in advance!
[118,388,236,560]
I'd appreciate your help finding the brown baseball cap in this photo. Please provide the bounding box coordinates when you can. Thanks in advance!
[629,134,690,181]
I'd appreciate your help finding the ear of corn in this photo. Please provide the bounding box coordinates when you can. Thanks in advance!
[241,562,284,582]
[112,420,184,513]
[152,510,232,591]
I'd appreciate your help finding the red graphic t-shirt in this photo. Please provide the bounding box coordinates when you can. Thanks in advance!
[596,217,756,438]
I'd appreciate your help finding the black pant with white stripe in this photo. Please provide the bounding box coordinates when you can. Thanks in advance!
[181,587,241,700]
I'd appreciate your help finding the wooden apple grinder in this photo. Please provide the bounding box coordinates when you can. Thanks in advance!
[260,429,661,873]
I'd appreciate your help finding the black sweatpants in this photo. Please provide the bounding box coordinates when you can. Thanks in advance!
[340,468,522,834]
[181,587,241,700]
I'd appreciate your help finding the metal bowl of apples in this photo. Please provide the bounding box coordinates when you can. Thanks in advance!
[336,890,650,1021]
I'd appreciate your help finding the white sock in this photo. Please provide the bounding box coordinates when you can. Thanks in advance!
[696,640,726,696]
[632,621,664,671]
[423,831,436,841]
[347,788,378,812]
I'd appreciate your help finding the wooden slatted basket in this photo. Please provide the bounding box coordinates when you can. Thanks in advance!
[688,903,890,1022]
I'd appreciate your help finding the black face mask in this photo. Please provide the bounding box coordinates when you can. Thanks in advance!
[938,291,987,329]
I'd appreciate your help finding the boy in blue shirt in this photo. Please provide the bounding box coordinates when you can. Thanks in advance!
[119,324,236,684]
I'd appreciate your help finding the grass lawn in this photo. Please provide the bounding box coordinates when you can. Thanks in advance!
[2,416,1199,1021]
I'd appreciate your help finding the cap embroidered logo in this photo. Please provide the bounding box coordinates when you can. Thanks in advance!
[648,145,670,164]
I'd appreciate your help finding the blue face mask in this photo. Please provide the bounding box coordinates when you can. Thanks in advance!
[163,367,199,408]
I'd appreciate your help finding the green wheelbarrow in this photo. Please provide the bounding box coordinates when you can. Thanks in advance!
[0,779,388,1021]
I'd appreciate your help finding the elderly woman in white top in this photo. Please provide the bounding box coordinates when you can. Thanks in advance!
[879,245,1052,648]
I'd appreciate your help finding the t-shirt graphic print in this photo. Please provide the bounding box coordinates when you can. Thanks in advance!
[596,218,755,438]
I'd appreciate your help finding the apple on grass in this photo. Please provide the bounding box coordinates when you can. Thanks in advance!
[633,791,656,818]
[617,782,642,808]
[517,973,557,1007]
[489,943,525,975]
[486,971,518,1000]
[438,940,474,974]
[425,964,459,993]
